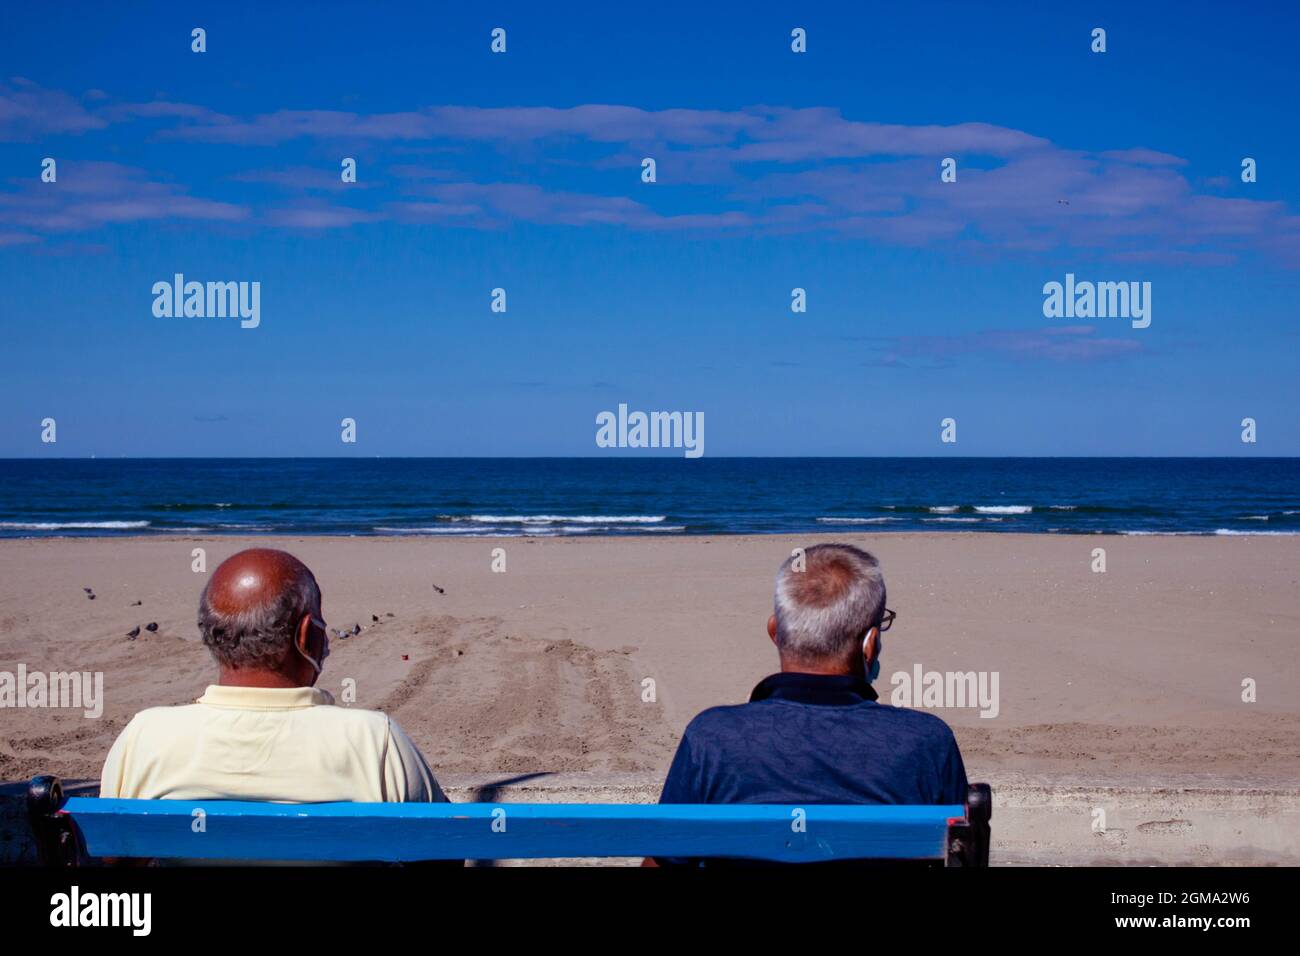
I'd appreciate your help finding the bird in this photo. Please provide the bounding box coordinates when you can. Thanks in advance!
[371,614,379,623]
[130,600,142,607]
[83,587,93,594]
[431,583,445,594]
[145,622,158,632]
[351,624,362,635]
[126,626,140,640]
[1057,198,1070,205]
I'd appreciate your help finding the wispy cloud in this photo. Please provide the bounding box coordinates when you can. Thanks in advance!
[3,81,1297,266]
[391,181,750,230]
[0,160,248,241]
[230,165,381,192]
[262,201,381,229]
[0,78,107,139]
[867,325,1145,367]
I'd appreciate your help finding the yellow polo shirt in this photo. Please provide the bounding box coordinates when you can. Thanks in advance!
[100,685,446,804]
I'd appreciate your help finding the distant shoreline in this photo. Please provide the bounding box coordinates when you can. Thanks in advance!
[3,457,1297,538]
[3,455,1299,461]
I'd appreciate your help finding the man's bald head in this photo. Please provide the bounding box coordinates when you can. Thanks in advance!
[198,549,323,674]
[773,544,886,668]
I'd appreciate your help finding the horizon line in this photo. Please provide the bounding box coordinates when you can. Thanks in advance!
[1,455,1296,462]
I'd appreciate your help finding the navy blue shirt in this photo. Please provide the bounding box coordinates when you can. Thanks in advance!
[659,672,968,808]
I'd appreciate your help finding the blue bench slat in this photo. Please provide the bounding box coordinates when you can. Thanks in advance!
[62,799,963,862]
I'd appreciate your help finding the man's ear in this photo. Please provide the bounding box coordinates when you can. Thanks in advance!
[296,612,314,654]
[767,614,778,646]
[862,627,880,664]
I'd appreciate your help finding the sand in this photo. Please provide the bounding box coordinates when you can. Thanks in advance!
[1,533,1298,793]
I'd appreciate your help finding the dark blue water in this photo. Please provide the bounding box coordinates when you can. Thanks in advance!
[0,458,1296,538]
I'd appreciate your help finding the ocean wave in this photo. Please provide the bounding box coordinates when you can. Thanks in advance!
[1049,505,1077,510]
[924,516,1000,523]
[375,526,504,536]
[1213,529,1300,536]
[145,501,311,512]
[816,517,902,524]
[973,505,1032,514]
[928,506,959,513]
[376,524,685,536]
[534,524,686,535]
[0,520,151,530]
[442,514,666,524]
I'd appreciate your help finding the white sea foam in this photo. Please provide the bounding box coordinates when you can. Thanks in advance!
[924,516,998,523]
[445,514,666,524]
[376,526,504,536]
[534,524,686,535]
[928,506,959,513]
[377,524,685,536]
[816,517,902,524]
[1213,529,1299,536]
[974,505,1032,514]
[0,520,151,530]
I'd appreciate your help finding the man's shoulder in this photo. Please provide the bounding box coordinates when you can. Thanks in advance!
[871,702,957,730]
[124,699,395,736]
[679,699,781,741]
[282,701,398,740]
[121,701,207,732]
[683,698,958,742]
[870,703,960,745]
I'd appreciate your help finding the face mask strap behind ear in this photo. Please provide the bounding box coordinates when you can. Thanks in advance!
[297,643,323,675]
[297,614,325,674]
[863,627,881,683]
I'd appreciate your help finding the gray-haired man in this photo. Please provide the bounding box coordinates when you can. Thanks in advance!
[654,543,967,854]
[101,548,446,804]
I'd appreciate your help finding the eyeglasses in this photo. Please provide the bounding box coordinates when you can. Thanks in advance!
[878,608,896,632]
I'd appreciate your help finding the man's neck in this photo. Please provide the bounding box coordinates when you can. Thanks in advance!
[779,659,860,678]
[218,668,307,689]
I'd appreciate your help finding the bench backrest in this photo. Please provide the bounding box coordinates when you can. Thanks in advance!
[28,776,991,866]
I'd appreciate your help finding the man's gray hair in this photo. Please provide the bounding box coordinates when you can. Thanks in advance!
[774,543,886,664]
[197,572,320,670]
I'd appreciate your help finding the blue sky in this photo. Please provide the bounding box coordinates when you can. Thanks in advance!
[1,0,1297,456]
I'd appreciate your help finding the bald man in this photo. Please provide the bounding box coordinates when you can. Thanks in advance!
[100,548,447,804]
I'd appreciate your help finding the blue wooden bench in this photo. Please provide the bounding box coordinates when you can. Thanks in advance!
[27,775,991,866]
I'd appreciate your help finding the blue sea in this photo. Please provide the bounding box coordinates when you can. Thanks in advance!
[0,458,1296,538]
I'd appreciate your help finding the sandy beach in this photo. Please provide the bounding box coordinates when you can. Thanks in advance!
[1,532,1297,795]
